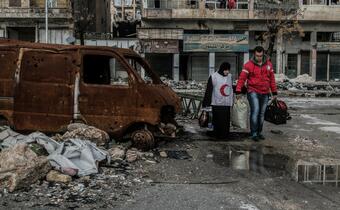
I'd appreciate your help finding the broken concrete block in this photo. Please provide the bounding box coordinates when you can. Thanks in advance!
[0,144,51,192]
[159,123,177,137]
[62,125,110,146]
[108,146,126,161]
[126,149,139,163]
[159,151,167,158]
[67,123,90,132]
[46,170,72,183]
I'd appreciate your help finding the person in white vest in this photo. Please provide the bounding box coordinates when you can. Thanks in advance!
[202,62,234,139]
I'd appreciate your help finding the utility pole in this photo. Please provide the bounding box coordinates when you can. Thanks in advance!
[133,0,136,19]
[122,0,125,20]
[45,0,49,43]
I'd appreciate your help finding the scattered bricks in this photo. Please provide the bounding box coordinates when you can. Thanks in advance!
[46,170,72,183]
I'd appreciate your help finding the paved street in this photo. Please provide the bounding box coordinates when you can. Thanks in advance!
[116,97,340,210]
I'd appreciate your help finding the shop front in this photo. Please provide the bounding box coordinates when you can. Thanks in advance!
[182,34,249,81]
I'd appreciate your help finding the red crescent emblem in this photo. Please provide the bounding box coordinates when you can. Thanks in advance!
[220,84,230,97]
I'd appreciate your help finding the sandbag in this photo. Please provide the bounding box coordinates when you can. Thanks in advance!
[231,98,248,129]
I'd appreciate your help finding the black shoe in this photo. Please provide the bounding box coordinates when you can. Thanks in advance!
[251,135,259,142]
[258,134,265,140]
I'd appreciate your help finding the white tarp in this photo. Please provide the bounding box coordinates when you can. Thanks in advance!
[0,127,110,177]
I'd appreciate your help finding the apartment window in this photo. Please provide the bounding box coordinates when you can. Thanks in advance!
[47,0,58,8]
[330,0,340,5]
[302,32,311,42]
[317,32,340,42]
[9,0,21,7]
[253,31,266,42]
[312,0,326,4]
[237,0,248,9]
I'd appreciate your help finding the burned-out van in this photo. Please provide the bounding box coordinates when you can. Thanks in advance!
[0,39,180,149]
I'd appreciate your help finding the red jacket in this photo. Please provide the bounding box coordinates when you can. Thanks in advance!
[236,57,277,95]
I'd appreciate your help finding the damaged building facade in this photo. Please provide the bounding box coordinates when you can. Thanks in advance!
[111,0,141,38]
[139,0,340,81]
[0,0,73,44]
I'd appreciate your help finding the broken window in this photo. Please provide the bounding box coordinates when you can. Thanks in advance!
[125,57,151,83]
[47,0,58,8]
[286,54,297,79]
[125,56,162,84]
[9,0,21,7]
[83,55,129,86]
[330,53,340,81]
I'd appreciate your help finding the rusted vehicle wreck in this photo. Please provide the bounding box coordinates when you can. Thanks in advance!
[0,39,180,149]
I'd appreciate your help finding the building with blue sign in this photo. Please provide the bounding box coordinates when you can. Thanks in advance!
[138,0,340,82]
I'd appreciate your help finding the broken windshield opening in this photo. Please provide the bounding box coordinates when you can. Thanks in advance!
[124,56,162,84]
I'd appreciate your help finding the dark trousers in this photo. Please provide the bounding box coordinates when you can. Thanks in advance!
[212,106,231,139]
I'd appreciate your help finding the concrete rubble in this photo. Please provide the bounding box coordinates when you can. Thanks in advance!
[0,124,165,208]
[0,144,51,192]
[160,74,340,97]
[62,123,110,146]
[108,145,126,161]
[0,127,109,177]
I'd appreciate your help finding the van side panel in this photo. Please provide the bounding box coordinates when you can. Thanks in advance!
[13,50,75,132]
[0,49,17,122]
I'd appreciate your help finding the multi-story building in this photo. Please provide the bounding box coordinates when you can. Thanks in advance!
[139,0,340,81]
[0,0,73,44]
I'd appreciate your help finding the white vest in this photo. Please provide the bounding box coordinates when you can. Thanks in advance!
[211,72,233,106]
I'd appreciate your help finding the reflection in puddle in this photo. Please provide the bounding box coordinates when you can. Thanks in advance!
[211,145,289,176]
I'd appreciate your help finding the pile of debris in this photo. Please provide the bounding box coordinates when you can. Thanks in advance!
[275,74,340,97]
[160,74,340,97]
[0,124,160,209]
[160,76,205,92]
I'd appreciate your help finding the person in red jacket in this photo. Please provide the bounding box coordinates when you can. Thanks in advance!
[235,46,277,141]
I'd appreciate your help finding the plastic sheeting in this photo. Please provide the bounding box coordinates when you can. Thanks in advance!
[0,127,110,176]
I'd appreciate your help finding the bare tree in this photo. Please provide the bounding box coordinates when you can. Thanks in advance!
[254,0,305,58]
[71,0,95,45]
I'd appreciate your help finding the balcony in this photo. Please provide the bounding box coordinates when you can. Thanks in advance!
[143,0,249,20]
[0,7,72,19]
[300,5,340,21]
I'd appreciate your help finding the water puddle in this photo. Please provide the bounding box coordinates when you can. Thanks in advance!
[210,145,340,188]
[211,144,289,177]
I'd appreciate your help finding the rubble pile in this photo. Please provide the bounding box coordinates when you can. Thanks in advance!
[61,123,110,146]
[0,125,161,209]
[160,76,205,92]
[290,74,315,83]
[0,144,51,192]
[160,74,340,97]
